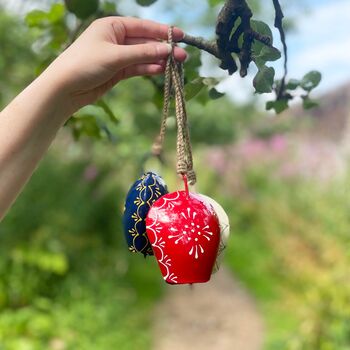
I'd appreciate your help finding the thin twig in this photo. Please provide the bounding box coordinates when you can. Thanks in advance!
[250,30,272,46]
[272,0,288,98]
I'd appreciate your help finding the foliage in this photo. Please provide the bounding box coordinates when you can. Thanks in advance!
[267,71,322,113]
[0,8,38,108]
[202,136,350,349]
[19,0,322,142]
[65,0,99,19]
[0,1,337,349]
[0,148,163,349]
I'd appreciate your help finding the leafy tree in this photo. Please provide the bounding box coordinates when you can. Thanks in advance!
[0,8,39,107]
[21,0,321,144]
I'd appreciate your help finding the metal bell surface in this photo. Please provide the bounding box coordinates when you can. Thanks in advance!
[146,191,220,284]
[197,194,230,274]
[123,172,168,256]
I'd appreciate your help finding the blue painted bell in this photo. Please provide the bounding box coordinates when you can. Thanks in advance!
[123,172,168,256]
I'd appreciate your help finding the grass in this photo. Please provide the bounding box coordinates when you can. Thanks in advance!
[217,175,350,349]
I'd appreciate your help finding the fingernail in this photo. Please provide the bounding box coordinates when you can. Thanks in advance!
[173,27,185,41]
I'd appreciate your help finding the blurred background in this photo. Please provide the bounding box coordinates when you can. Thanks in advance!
[0,0,350,349]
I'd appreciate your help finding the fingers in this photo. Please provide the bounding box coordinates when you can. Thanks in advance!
[122,63,165,80]
[115,17,184,41]
[124,37,187,62]
[109,63,165,86]
[115,42,187,68]
[124,37,158,45]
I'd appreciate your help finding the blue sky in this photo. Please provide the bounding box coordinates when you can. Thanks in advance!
[118,0,350,103]
[4,0,350,103]
[287,0,350,93]
[226,0,350,103]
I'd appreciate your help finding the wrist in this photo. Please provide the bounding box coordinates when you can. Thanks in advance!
[1,68,73,132]
[38,63,75,121]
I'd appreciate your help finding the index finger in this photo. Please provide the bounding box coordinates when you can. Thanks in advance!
[116,17,184,41]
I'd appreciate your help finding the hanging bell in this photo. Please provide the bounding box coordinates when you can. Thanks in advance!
[123,172,168,256]
[197,194,230,273]
[146,190,220,284]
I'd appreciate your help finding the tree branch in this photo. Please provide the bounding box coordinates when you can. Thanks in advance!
[178,0,278,77]
[216,0,253,75]
[180,34,220,59]
[250,30,272,46]
[272,0,288,98]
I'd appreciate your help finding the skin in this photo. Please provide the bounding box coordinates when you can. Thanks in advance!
[0,16,187,221]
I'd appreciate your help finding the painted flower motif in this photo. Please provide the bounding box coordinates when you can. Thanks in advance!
[167,207,214,259]
[146,191,221,284]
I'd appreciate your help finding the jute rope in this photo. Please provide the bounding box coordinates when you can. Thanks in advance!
[152,27,196,185]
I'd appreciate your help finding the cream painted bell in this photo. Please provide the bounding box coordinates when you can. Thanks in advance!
[198,194,230,273]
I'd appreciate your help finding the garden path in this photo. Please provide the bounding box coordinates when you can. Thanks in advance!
[152,267,265,350]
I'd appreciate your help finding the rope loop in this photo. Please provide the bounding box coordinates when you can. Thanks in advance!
[151,26,196,186]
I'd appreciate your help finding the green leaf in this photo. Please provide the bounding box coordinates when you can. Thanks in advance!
[251,20,275,68]
[209,0,223,7]
[253,46,281,68]
[302,95,319,109]
[251,20,273,43]
[102,1,117,13]
[253,66,275,93]
[301,71,322,92]
[260,46,281,61]
[254,45,281,67]
[185,78,205,100]
[74,115,102,138]
[184,46,201,81]
[185,77,221,101]
[136,0,158,6]
[25,4,65,28]
[25,10,48,27]
[202,77,220,87]
[95,99,119,124]
[64,0,99,20]
[47,4,65,23]
[286,79,300,90]
[230,17,242,42]
[209,88,225,100]
[266,99,289,114]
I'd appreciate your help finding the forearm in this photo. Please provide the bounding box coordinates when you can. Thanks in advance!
[0,68,71,220]
[0,17,186,221]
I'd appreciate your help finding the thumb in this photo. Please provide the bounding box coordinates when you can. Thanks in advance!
[116,42,172,68]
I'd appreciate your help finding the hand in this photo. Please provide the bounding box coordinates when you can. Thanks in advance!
[47,16,187,114]
[0,16,187,220]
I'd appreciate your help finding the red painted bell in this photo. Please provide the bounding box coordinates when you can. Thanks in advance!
[146,191,220,284]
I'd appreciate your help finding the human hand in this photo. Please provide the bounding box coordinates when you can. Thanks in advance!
[46,16,187,116]
[0,16,188,219]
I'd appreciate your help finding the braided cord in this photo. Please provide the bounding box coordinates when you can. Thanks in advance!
[152,27,196,185]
